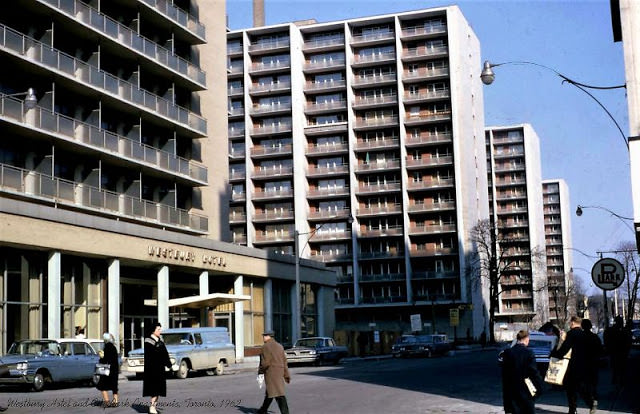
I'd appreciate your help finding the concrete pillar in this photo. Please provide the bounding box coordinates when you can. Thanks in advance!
[108,259,120,345]
[264,279,272,332]
[234,275,244,361]
[199,271,209,327]
[47,251,61,338]
[157,266,169,328]
[290,283,298,343]
[316,286,324,337]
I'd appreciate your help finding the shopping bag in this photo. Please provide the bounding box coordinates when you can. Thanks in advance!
[256,374,265,389]
[544,349,571,385]
[95,363,110,376]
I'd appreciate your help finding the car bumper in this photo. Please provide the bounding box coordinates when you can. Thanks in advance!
[0,374,32,385]
[286,356,318,363]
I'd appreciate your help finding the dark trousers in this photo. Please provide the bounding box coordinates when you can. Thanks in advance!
[258,394,289,414]
[565,381,594,413]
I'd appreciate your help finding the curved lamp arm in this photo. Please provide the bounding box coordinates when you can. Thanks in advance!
[481,60,628,149]
[576,204,634,233]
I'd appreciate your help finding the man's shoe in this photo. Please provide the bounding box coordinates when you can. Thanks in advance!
[149,406,157,414]
[0,406,7,412]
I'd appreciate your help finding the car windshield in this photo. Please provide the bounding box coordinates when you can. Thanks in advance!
[296,339,323,347]
[162,333,194,345]
[8,341,60,355]
[397,336,417,344]
[417,336,434,343]
[528,340,552,349]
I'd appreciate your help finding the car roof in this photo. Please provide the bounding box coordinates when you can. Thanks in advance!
[297,337,330,340]
[163,327,229,333]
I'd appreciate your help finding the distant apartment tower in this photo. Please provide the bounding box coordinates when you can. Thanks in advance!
[486,125,549,328]
[226,6,490,342]
[542,179,573,323]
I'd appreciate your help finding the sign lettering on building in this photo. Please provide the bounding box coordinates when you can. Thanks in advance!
[147,246,227,268]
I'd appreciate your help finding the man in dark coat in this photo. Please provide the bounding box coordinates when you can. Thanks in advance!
[257,330,290,414]
[143,323,172,414]
[604,316,632,387]
[581,319,603,406]
[501,330,544,414]
[551,316,596,414]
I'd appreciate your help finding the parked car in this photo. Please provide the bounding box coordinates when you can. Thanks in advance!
[125,327,235,379]
[498,331,557,374]
[392,334,451,358]
[0,338,100,391]
[632,329,640,346]
[285,337,348,365]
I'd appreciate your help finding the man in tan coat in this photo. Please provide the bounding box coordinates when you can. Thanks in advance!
[257,330,290,414]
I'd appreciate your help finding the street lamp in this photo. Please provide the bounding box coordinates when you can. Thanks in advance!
[294,214,354,342]
[575,204,634,233]
[0,88,37,109]
[481,60,628,149]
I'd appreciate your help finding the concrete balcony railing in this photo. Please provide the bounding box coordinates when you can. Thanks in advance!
[353,51,396,65]
[227,87,244,97]
[304,58,346,71]
[306,142,348,155]
[401,23,447,37]
[408,223,456,235]
[228,128,245,138]
[311,252,353,263]
[252,188,293,200]
[254,232,295,243]
[251,81,292,94]
[351,73,397,86]
[0,24,206,135]
[357,204,402,216]
[228,212,246,223]
[499,220,529,228]
[253,209,294,221]
[228,107,245,117]
[411,270,458,280]
[354,138,398,151]
[359,296,407,304]
[354,160,401,172]
[356,181,402,194]
[309,231,352,241]
[305,100,347,112]
[493,163,526,172]
[250,144,292,157]
[303,79,346,91]
[357,226,403,237]
[308,208,351,220]
[359,273,406,282]
[351,31,395,44]
[250,60,291,73]
[403,67,449,80]
[307,187,350,198]
[251,166,293,178]
[248,38,290,52]
[303,37,345,51]
[409,246,456,256]
[0,163,207,232]
[139,0,206,40]
[407,201,455,213]
[352,94,397,107]
[496,192,528,200]
[231,192,246,201]
[404,110,452,124]
[402,45,448,59]
[405,155,453,168]
[251,124,292,136]
[0,97,207,183]
[250,102,292,115]
[405,133,452,146]
[407,178,455,190]
[358,250,404,259]
[403,89,450,103]
[499,307,535,315]
[40,0,205,87]
[306,165,350,177]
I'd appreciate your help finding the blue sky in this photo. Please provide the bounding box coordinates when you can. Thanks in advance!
[226,0,632,292]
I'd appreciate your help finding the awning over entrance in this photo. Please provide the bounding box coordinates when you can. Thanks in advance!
[167,293,251,309]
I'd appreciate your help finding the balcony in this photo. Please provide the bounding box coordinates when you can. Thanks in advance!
[304,58,346,72]
[407,201,455,213]
[402,67,449,82]
[39,0,205,88]
[0,97,207,183]
[405,133,452,147]
[351,73,397,87]
[306,142,349,156]
[304,100,348,114]
[404,110,452,125]
[494,177,526,186]
[228,128,245,139]
[228,107,244,118]
[492,135,524,145]
[253,232,295,243]
[499,307,535,315]
[250,144,293,158]
[253,209,294,222]
[227,43,243,56]
[354,138,398,151]
[248,39,290,54]
[359,296,407,304]
[357,226,403,238]
[408,223,456,235]
[354,160,400,173]
[228,212,246,224]
[352,51,396,66]
[308,208,351,220]
[303,37,345,51]
[358,250,404,259]
[411,270,458,280]
[231,191,246,202]
[403,89,450,104]
[303,79,346,92]
[232,234,247,244]
[413,293,457,302]
[353,116,399,130]
[402,45,448,61]
[250,60,291,74]
[250,81,292,95]
[227,87,244,97]
[496,191,528,201]
[359,273,406,282]
[307,230,352,242]
[501,277,532,286]
[307,186,350,198]
[227,65,243,76]
[251,188,294,200]
[310,252,353,263]
[251,123,292,136]
[401,24,447,38]
[250,102,292,116]
[0,163,207,233]
[496,205,528,214]
[494,163,526,172]
[356,181,402,194]
[357,204,402,216]
[305,121,348,135]
[352,94,397,109]
[336,297,355,305]
[0,24,207,135]
[409,246,456,256]
[407,178,455,190]
[251,166,293,179]
[139,0,206,41]
[306,164,350,177]
[499,219,529,228]
[493,149,525,159]
[351,31,396,45]
[405,155,453,169]
[228,149,245,160]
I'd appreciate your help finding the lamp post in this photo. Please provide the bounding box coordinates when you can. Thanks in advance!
[294,214,353,342]
[0,88,37,110]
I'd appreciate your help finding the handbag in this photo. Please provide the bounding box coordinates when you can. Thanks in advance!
[544,348,571,385]
[95,363,111,376]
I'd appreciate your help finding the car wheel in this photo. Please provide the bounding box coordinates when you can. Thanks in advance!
[213,361,224,376]
[32,372,46,392]
[175,360,189,379]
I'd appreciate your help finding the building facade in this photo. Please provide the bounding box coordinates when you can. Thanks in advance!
[542,179,574,325]
[486,124,549,332]
[0,0,336,356]
[226,6,490,348]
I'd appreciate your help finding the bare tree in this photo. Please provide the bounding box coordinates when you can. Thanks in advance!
[467,219,546,343]
[614,242,640,324]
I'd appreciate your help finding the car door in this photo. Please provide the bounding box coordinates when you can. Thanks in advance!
[70,342,95,380]
[192,333,209,370]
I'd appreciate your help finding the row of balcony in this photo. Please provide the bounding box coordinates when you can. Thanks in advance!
[336,293,458,306]
[139,0,206,41]
[40,0,205,87]
[0,24,206,135]
[0,163,207,232]
[1,96,207,183]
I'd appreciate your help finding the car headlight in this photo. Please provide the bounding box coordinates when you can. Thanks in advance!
[16,362,28,370]
[309,350,316,355]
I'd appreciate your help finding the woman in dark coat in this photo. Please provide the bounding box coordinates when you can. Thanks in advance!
[143,323,172,414]
[97,333,119,407]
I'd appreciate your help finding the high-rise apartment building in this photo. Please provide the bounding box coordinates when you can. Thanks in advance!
[226,6,490,344]
[542,179,573,324]
[0,0,336,356]
[486,124,549,330]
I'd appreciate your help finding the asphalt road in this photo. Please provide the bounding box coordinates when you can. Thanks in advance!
[0,349,638,413]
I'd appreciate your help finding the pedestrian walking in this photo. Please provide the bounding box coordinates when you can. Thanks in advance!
[603,316,632,387]
[256,330,290,414]
[96,332,120,407]
[501,330,544,414]
[551,316,597,414]
[581,319,603,407]
[143,323,172,414]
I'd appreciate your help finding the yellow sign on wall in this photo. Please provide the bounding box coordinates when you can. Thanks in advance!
[449,309,459,327]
